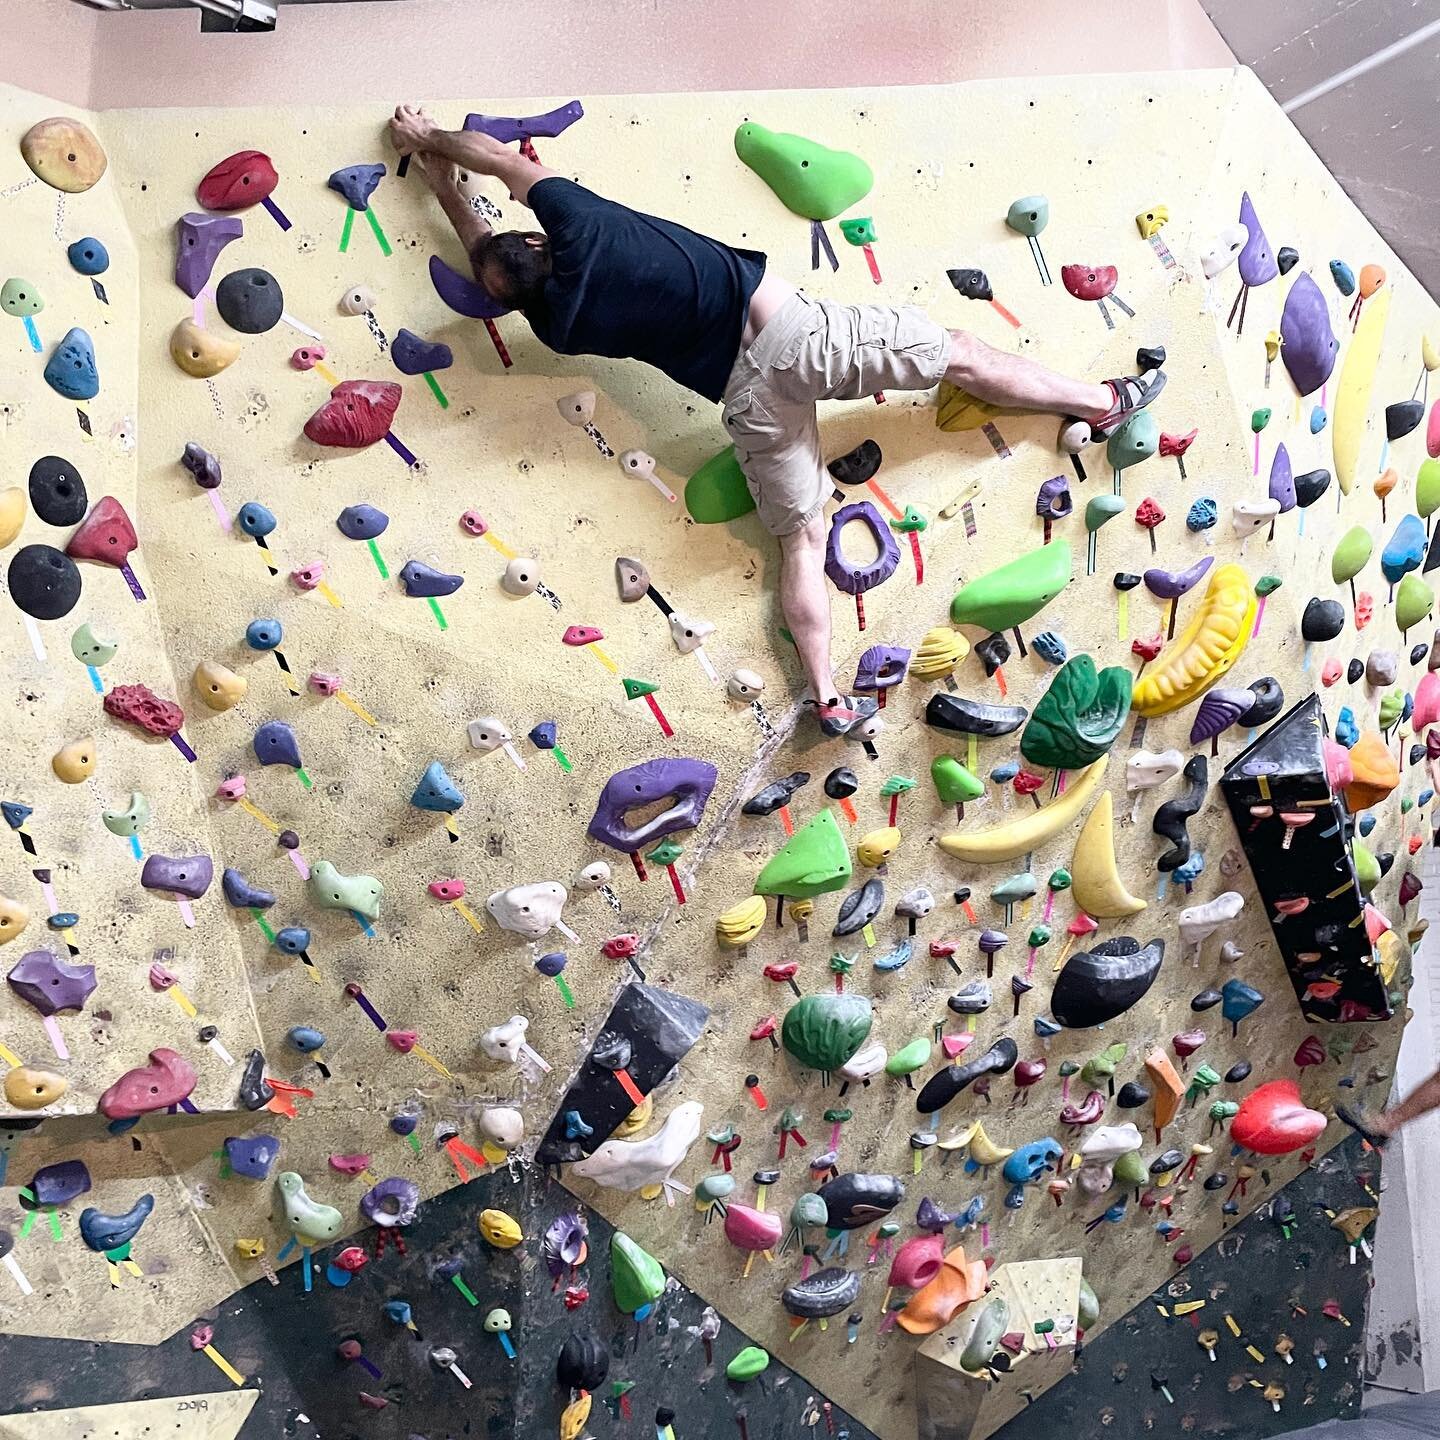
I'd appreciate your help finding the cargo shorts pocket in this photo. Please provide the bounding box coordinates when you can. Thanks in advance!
[722,386,785,456]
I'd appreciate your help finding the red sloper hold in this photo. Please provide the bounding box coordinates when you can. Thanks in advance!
[1230,1079,1327,1155]
[303,380,402,449]
[103,683,185,738]
[1160,429,1198,460]
[197,150,279,211]
[1060,263,1118,301]
[99,1047,199,1118]
[66,495,138,568]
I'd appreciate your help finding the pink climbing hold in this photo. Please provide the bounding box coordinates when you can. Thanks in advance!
[562,624,604,646]
[66,495,138,568]
[428,878,465,900]
[98,1047,198,1119]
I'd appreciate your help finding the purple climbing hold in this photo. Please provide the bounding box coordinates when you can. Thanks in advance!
[429,253,511,319]
[399,560,464,597]
[174,212,243,299]
[327,163,386,211]
[180,441,222,490]
[224,1134,280,1180]
[30,1158,91,1206]
[824,501,900,596]
[1143,555,1213,601]
[6,949,97,1016]
[1236,191,1278,287]
[1279,273,1339,397]
[392,329,454,376]
[221,867,276,910]
[464,100,585,144]
[360,1175,420,1227]
[253,720,303,770]
[140,853,214,900]
[1268,442,1295,513]
[586,757,719,854]
[853,644,911,693]
[337,504,389,540]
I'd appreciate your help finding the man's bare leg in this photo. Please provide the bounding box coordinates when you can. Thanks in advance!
[944,329,1116,421]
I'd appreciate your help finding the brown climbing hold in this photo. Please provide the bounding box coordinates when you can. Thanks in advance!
[1344,732,1399,810]
[21,117,108,193]
[169,319,240,379]
[3,1065,68,1110]
[0,895,28,947]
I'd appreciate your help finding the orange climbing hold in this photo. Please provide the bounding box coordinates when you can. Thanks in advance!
[1343,732,1399,810]
[895,1242,988,1335]
[1145,1046,1184,1143]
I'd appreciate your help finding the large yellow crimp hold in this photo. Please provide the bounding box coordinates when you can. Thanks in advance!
[1131,563,1256,717]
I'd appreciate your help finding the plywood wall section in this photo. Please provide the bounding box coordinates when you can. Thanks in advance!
[0,69,1432,1439]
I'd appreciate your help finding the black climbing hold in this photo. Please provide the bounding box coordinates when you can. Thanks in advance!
[782,1265,863,1317]
[27,455,86,526]
[946,268,993,302]
[815,1171,904,1230]
[1052,937,1165,1028]
[826,439,882,487]
[1410,743,1427,767]
[1113,572,1141,592]
[824,766,859,800]
[833,878,885,937]
[1412,644,1430,667]
[1136,346,1166,373]
[1293,468,1330,508]
[1149,1148,1183,1174]
[1301,597,1345,642]
[592,1031,633,1071]
[1376,851,1394,878]
[1276,246,1299,275]
[1203,1173,1228,1190]
[1347,658,1364,684]
[743,771,810,817]
[915,1036,1018,1113]
[1191,988,1222,1011]
[946,981,992,1015]
[952,887,972,904]
[8,543,81,620]
[974,632,1012,678]
[1153,755,1207,871]
[238,1049,274,1110]
[1237,677,1283,728]
[1224,1060,1252,1084]
[925,693,1027,737]
[215,267,284,335]
[1386,400,1424,441]
[1116,1081,1149,1108]
[556,1331,610,1392]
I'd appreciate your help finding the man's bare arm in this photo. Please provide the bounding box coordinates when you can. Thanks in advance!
[389,106,557,208]
[413,152,491,256]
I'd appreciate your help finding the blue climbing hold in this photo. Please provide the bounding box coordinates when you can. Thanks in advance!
[411,759,464,812]
[287,1026,325,1052]
[245,617,282,651]
[392,328,454,376]
[1032,631,1068,666]
[43,327,99,401]
[337,504,388,540]
[1173,852,1205,885]
[1336,707,1358,748]
[47,912,78,929]
[399,560,464,598]
[389,1112,418,1137]
[528,721,558,749]
[1309,405,1328,434]
[79,1193,154,1253]
[253,719,303,769]
[1,801,33,830]
[873,939,913,972]
[1221,978,1264,1034]
[327,162,386,211]
[563,1109,594,1141]
[1329,260,1356,296]
[536,951,567,977]
[1419,788,1435,808]
[1381,514,1426,584]
[224,1134,280,1180]
[236,501,277,538]
[275,926,311,954]
[222,867,276,910]
[66,237,109,276]
[1357,813,1376,837]
[990,761,1020,784]
[1033,1015,1061,1038]
[1186,497,1217,533]
[383,1298,414,1325]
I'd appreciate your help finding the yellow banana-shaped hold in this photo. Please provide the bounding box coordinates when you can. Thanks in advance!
[0,488,25,550]
[715,894,767,948]
[937,1121,979,1153]
[912,626,970,680]
[1333,287,1391,495]
[966,1123,1014,1168]
[1071,791,1147,918]
[938,758,1106,864]
[1131,564,1256,717]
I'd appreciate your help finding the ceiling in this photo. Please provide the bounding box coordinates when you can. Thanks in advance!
[1203,0,1440,295]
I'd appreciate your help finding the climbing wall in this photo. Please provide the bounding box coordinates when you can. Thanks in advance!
[0,64,1433,1440]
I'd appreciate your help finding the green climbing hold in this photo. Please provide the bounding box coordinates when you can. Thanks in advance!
[685,445,755,524]
[1005,195,1049,238]
[0,278,43,318]
[734,122,873,221]
[1106,410,1158,472]
[886,1036,931,1075]
[1057,1060,1080,1078]
[647,839,683,866]
[1251,408,1272,433]
[1020,654,1131,769]
[1379,688,1405,730]
[781,992,872,1073]
[1418,458,1440,519]
[1353,840,1380,896]
[1332,525,1372,583]
[889,504,927,534]
[1084,495,1125,532]
[611,1231,666,1314]
[1402,797,1414,814]
[1077,1276,1101,1330]
[932,756,984,805]
[1047,869,1072,892]
[828,951,854,976]
[1255,574,1283,596]
[992,873,1036,905]
[823,1107,852,1124]
[726,1346,771,1381]
[1112,1151,1147,1190]
[622,676,659,700]
[308,861,383,920]
[754,808,852,898]
[950,540,1071,631]
[880,775,916,798]
[1396,573,1434,632]
[839,216,877,246]
[1080,1042,1127,1090]
[1027,924,1052,948]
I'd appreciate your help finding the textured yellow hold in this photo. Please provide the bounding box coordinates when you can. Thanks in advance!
[857,826,901,868]
[1131,563,1256,717]
[20,117,108,193]
[1378,929,1403,986]
[935,382,1005,433]
[0,488,25,549]
[194,659,248,711]
[479,1208,523,1249]
[910,626,971,680]
[1135,205,1169,239]
[616,1095,653,1136]
[715,894,767,948]
[169,319,240,379]
[938,757,1106,864]
[560,1392,592,1440]
[52,737,96,784]
[1071,791,1147,917]
[1333,287,1391,495]
[0,895,28,948]
[3,1065,68,1109]
[233,1237,266,1260]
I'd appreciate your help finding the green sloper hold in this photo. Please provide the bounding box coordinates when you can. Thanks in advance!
[1332,525,1372,584]
[1077,1276,1101,1329]
[1112,1151,1147,1190]
[1396,573,1435,631]
[1006,196,1049,238]
[1353,841,1380,896]
[1085,495,1125,532]
[1021,655,1132,770]
[1418,459,1440,519]
[1106,410,1158,472]
[754,808,852,898]
[726,1346,771,1381]
[1080,1042,1127,1089]
[308,860,383,920]
[890,505,927,534]
[611,1232,665,1314]
[950,540,1071,631]
[734,123,873,222]
[886,1036,931,1075]
[932,756,984,805]
[782,992,872,1072]
[1379,689,1405,730]
[839,216,877,246]
[685,446,755,524]
[1256,574,1283,597]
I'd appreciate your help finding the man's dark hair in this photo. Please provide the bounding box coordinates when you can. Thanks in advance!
[471,231,551,309]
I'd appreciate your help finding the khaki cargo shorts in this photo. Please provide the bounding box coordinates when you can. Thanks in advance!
[720,292,950,536]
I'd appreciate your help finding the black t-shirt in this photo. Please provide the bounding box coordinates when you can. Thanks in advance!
[525,177,767,404]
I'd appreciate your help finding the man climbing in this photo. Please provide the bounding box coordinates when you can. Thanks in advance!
[1337,1077,1440,1150]
[390,106,1165,738]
